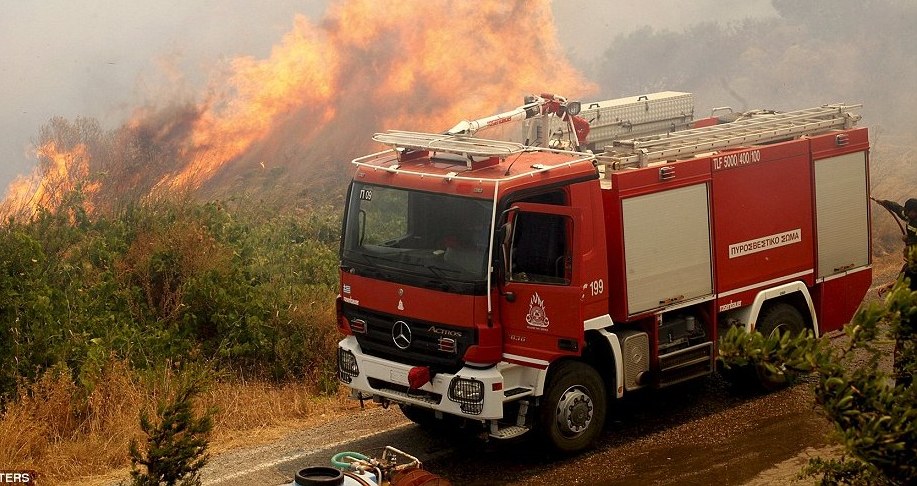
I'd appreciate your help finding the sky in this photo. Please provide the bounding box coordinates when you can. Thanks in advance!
[0,0,776,192]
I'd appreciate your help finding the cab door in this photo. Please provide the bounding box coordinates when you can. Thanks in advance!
[499,201,584,366]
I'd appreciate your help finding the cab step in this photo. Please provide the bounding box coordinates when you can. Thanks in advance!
[488,424,530,440]
[503,386,534,400]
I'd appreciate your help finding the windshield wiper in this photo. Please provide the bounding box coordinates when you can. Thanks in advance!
[342,251,376,269]
[347,249,480,292]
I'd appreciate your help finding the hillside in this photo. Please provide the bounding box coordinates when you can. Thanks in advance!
[4,0,915,228]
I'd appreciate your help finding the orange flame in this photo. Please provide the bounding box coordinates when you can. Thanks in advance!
[159,0,594,191]
[1,141,98,218]
[161,14,340,190]
[4,0,595,213]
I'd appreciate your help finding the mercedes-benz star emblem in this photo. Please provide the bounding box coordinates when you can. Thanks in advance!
[392,321,412,350]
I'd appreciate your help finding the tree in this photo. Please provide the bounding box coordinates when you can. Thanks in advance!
[129,373,214,486]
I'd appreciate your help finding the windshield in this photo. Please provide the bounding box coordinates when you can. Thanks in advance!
[342,183,494,288]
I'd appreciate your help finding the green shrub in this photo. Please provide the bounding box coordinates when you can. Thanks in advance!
[1,190,342,402]
[719,260,917,485]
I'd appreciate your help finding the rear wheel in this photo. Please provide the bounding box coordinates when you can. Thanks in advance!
[538,361,606,453]
[755,302,806,390]
[757,302,805,338]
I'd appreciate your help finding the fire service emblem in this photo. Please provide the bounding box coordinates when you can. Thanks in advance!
[525,292,550,329]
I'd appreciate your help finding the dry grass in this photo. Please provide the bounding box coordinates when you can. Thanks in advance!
[203,378,354,453]
[0,361,143,481]
[0,361,354,485]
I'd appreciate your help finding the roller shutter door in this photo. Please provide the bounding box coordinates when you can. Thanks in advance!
[622,183,713,314]
[814,151,869,278]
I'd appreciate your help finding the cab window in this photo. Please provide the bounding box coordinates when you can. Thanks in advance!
[509,211,571,285]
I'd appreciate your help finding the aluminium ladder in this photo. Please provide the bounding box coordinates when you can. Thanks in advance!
[373,130,527,159]
[596,104,862,171]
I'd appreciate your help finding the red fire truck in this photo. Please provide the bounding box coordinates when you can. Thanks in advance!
[335,92,871,452]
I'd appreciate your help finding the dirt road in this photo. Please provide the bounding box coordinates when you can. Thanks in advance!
[200,374,834,485]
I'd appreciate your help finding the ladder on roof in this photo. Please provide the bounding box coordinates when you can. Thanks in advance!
[373,130,527,158]
[597,104,862,170]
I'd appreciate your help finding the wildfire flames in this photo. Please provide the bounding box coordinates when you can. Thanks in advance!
[2,0,594,218]
[1,141,98,217]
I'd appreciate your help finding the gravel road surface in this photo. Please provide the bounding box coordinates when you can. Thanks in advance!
[200,374,833,485]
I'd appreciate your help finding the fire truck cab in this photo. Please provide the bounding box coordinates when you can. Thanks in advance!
[336,93,871,452]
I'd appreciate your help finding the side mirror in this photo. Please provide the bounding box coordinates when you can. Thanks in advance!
[358,209,366,246]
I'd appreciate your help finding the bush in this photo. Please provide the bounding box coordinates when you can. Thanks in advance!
[0,191,342,402]
[719,257,917,485]
[803,277,916,484]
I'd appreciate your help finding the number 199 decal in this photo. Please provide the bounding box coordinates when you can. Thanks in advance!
[589,279,604,296]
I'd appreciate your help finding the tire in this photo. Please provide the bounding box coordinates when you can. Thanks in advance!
[755,303,805,390]
[399,404,462,431]
[399,404,440,428]
[538,361,607,453]
[756,302,805,338]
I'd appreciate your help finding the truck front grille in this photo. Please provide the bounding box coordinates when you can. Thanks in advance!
[342,303,474,373]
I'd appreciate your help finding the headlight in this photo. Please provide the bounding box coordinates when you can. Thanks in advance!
[337,348,359,383]
[448,377,484,415]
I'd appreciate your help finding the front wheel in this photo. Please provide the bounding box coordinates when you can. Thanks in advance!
[399,404,440,428]
[399,404,462,431]
[538,361,607,453]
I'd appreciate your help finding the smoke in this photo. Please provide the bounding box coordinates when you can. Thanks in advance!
[0,1,321,191]
[586,0,917,254]
[3,0,912,232]
[3,0,598,216]
[591,1,917,131]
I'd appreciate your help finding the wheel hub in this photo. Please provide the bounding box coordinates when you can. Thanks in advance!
[555,386,594,436]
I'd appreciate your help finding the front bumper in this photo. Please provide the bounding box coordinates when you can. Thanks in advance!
[338,336,523,420]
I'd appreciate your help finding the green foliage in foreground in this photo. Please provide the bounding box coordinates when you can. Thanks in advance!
[719,269,917,485]
[0,192,342,401]
[130,370,214,486]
